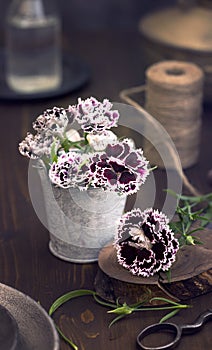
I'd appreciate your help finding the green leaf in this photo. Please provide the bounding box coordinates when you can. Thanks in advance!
[167,189,212,249]
[169,221,181,232]
[61,138,84,151]
[56,326,78,350]
[49,289,96,316]
[159,309,180,323]
[130,300,149,309]
[50,141,58,163]
[165,189,179,199]
[83,132,89,145]
[188,227,204,235]
[150,297,180,306]
[93,294,118,309]
[170,191,212,203]
[149,166,158,172]
[200,205,212,226]
[192,237,203,245]
[109,314,127,328]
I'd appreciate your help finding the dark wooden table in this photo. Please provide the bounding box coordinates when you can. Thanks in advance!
[0,30,211,350]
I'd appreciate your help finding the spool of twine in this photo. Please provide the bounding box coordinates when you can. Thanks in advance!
[144,60,204,168]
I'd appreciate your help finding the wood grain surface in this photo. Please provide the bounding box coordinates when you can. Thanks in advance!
[0,28,211,350]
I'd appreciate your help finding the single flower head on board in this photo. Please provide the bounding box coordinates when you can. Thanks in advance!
[114,208,179,277]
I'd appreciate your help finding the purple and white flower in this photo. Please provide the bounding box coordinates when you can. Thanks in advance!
[19,107,71,160]
[33,107,69,136]
[19,132,56,159]
[86,139,149,195]
[49,152,89,189]
[49,138,150,195]
[68,97,119,134]
[115,208,179,277]
[19,97,151,195]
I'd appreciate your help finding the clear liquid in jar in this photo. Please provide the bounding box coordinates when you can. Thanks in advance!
[6,16,62,94]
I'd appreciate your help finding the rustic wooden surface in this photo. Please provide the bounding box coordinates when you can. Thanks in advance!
[0,11,211,350]
[95,228,212,305]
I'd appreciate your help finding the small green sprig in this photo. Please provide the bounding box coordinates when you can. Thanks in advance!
[51,132,93,159]
[61,138,84,152]
[49,289,190,350]
[167,190,212,246]
[104,296,189,327]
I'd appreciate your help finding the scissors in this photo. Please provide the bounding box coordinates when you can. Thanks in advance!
[137,309,212,350]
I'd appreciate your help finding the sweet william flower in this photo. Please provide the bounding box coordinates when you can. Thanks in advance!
[49,138,149,195]
[19,132,56,159]
[106,139,148,176]
[33,107,69,136]
[49,152,89,189]
[19,107,71,160]
[115,208,179,277]
[68,97,119,134]
[86,139,149,195]
[19,97,151,195]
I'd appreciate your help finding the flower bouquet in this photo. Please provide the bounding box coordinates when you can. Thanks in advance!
[19,97,150,262]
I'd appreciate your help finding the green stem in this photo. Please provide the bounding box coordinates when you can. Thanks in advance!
[93,294,118,309]
[136,305,189,312]
[150,297,182,306]
[109,314,127,328]
[56,325,78,350]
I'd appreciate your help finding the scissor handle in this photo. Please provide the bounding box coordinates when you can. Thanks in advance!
[137,309,212,350]
[137,322,181,350]
[181,309,212,334]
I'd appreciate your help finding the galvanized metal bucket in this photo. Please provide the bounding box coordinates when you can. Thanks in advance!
[35,160,126,263]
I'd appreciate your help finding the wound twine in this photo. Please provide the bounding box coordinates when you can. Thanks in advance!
[144,60,204,169]
[120,80,201,196]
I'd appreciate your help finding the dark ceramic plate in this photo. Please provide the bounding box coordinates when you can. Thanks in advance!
[0,283,59,350]
[0,49,90,101]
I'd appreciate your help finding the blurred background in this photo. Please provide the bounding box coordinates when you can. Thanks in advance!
[0,0,182,101]
[0,0,211,104]
[1,0,211,102]
[0,0,175,35]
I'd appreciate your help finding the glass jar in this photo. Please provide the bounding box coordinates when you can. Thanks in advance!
[5,0,62,94]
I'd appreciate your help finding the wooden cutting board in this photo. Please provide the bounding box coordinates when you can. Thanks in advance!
[95,228,212,305]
